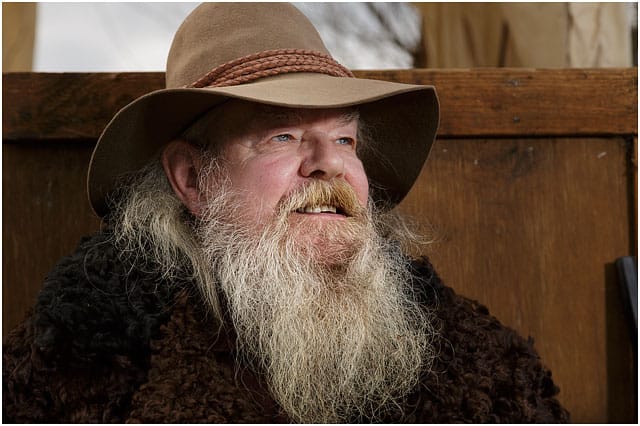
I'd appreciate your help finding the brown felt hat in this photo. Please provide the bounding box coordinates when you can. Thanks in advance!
[87,2,439,217]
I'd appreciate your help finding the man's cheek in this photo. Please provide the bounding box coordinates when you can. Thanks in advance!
[345,159,369,207]
[353,177,370,207]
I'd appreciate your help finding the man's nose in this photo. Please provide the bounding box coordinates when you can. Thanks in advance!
[299,133,344,180]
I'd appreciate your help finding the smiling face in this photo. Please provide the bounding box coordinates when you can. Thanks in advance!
[205,100,370,231]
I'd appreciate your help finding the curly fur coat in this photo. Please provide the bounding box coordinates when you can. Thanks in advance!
[3,232,569,423]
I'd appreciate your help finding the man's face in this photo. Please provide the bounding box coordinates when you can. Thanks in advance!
[186,102,431,423]
[205,101,369,229]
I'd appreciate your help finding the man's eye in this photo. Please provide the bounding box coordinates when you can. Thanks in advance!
[271,134,294,142]
[336,137,355,146]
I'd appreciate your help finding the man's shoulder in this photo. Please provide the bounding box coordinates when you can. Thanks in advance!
[32,231,175,362]
[410,256,520,337]
[409,256,569,422]
[3,231,179,422]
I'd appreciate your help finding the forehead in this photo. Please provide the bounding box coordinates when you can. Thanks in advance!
[249,103,358,126]
[218,101,359,133]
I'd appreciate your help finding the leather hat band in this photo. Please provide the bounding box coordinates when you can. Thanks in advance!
[187,48,355,88]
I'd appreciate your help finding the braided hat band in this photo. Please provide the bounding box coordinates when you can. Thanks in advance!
[187,49,355,89]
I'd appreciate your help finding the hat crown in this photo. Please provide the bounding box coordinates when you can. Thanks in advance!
[166,3,331,88]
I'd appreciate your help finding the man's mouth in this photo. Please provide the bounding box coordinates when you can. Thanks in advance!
[281,180,362,219]
[294,205,346,216]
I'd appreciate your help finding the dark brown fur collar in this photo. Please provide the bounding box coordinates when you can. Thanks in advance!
[3,231,570,423]
[127,290,288,423]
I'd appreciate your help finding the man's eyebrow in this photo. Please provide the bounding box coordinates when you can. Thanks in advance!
[337,110,359,125]
[254,107,303,126]
[252,106,359,128]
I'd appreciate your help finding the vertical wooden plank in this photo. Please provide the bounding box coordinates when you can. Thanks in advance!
[2,142,101,339]
[399,137,633,423]
[2,3,36,72]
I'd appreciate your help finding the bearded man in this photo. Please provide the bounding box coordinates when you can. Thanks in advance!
[3,3,569,423]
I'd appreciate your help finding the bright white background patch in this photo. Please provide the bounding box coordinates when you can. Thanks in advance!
[33,2,421,72]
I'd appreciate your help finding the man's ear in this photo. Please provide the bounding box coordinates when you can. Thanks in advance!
[162,139,205,217]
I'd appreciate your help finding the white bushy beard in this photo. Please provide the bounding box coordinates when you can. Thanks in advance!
[196,178,435,423]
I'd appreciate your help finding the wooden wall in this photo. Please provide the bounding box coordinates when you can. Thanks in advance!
[3,69,637,423]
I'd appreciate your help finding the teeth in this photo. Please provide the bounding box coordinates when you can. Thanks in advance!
[295,205,337,214]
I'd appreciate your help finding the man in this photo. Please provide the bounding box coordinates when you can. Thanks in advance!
[3,3,569,423]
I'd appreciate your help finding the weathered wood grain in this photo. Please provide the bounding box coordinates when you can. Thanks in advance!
[356,68,637,137]
[3,69,637,141]
[2,142,102,336]
[3,73,165,141]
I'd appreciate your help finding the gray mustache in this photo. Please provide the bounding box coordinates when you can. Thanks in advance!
[277,179,365,219]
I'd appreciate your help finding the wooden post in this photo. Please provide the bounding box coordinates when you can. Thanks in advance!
[3,3,37,72]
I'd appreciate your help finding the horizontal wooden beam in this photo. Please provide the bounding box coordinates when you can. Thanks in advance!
[3,73,164,142]
[356,68,637,137]
[3,68,637,142]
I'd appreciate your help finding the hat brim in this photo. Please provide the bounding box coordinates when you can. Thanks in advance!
[88,73,439,217]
